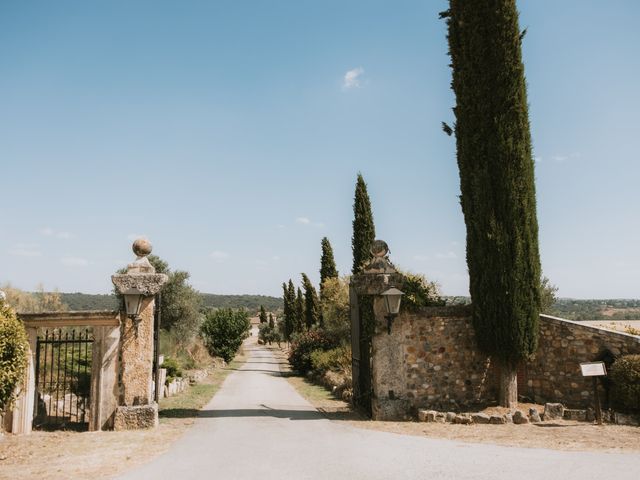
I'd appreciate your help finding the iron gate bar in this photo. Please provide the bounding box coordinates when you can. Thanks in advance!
[33,329,94,430]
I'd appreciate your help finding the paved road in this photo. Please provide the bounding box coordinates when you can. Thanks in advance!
[118,341,640,480]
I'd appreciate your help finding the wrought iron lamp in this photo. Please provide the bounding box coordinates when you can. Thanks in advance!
[381,287,404,334]
[122,289,144,321]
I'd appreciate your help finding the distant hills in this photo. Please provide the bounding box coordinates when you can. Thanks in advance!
[59,292,282,313]
[56,293,639,320]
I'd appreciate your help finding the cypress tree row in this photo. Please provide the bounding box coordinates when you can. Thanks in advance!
[301,273,320,329]
[319,237,339,297]
[444,0,542,406]
[352,173,376,274]
[295,287,305,333]
[268,313,275,329]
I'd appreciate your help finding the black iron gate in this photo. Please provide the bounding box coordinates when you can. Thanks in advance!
[33,329,94,430]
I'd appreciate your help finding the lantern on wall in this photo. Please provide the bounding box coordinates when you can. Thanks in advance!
[380,287,404,334]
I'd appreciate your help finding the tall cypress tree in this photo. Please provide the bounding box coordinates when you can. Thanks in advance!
[259,305,268,324]
[444,0,542,407]
[352,173,376,274]
[295,287,305,333]
[301,273,319,329]
[282,281,294,341]
[319,237,339,298]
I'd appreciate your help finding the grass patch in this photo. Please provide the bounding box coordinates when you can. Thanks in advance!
[159,349,247,421]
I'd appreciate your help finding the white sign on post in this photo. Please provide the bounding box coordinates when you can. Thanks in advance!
[580,361,607,377]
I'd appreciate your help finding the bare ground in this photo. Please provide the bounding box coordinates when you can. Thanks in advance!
[0,350,246,480]
[277,348,640,454]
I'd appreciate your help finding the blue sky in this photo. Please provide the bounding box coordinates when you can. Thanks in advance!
[1,1,639,298]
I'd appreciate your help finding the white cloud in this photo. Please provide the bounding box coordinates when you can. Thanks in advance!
[551,152,581,163]
[40,227,74,239]
[295,217,324,228]
[343,67,364,89]
[210,251,229,262]
[436,251,457,260]
[272,256,281,261]
[61,256,89,267]
[9,244,42,257]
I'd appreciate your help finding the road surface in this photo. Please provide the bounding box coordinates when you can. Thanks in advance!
[118,340,640,480]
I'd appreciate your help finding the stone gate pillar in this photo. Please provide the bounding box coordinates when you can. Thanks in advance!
[111,239,167,429]
[350,240,404,420]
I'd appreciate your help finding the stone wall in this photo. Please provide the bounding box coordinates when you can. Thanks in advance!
[522,315,640,408]
[370,307,640,420]
[371,304,498,419]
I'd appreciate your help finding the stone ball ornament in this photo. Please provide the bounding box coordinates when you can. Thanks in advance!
[132,238,153,258]
[370,239,390,258]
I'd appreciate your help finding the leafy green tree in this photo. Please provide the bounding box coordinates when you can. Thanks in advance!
[295,287,305,333]
[352,173,376,274]
[0,299,28,413]
[259,305,268,324]
[320,237,338,298]
[268,313,275,329]
[200,308,250,363]
[281,281,294,342]
[444,0,542,406]
[320,276,351,343]
[540,275,558,313]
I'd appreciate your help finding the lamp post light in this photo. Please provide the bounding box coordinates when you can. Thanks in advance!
[381,287,404,334]
[122,289,144,322]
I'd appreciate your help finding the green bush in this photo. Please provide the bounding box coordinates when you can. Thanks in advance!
[200,308,250,363]
[161,357,183,384]
[610,354,640,412]
[288,330,338,374]
[0,300,29,412]
[400,272,445,311]
[310,346,351,375]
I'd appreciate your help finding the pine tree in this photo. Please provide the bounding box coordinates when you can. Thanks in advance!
[295,287,305,333]
[444,0,542,407]
[352,173,376,274]
[319,237,338,298]
[301,273,319,329]
[259,305,268,324]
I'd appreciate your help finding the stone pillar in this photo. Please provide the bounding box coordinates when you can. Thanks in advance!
[350,240,405,420]
[8,327,37,434]
[89,324,120,431]
[111,239,167,430]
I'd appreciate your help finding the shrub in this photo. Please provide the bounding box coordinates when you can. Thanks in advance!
[200,308,250,363]
[400,272,445,311]
[310,346,351,375]
[160,357,182,384]
[0,300,29,413]
[610,354,640,412]
[288,330,339,374]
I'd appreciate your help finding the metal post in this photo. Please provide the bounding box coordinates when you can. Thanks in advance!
[594,377,603,425]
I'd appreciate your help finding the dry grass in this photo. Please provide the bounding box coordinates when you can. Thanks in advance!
[0,348,247,480]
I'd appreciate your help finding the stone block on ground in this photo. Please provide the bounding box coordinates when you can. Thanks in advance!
[114,404,159,430]
[454,414,472,425]
[614,412,640,426]
[563,409,587,421]
[512,410,529,424]
[489,415,506,425]
[471,413,490,424]
[445,412,457,423]
[543,403,564,421]
[528,408,541,423]
[434,412,446,423]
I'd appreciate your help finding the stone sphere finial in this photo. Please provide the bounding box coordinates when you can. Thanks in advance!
[132,238,152,258]
[370,239,389,258]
